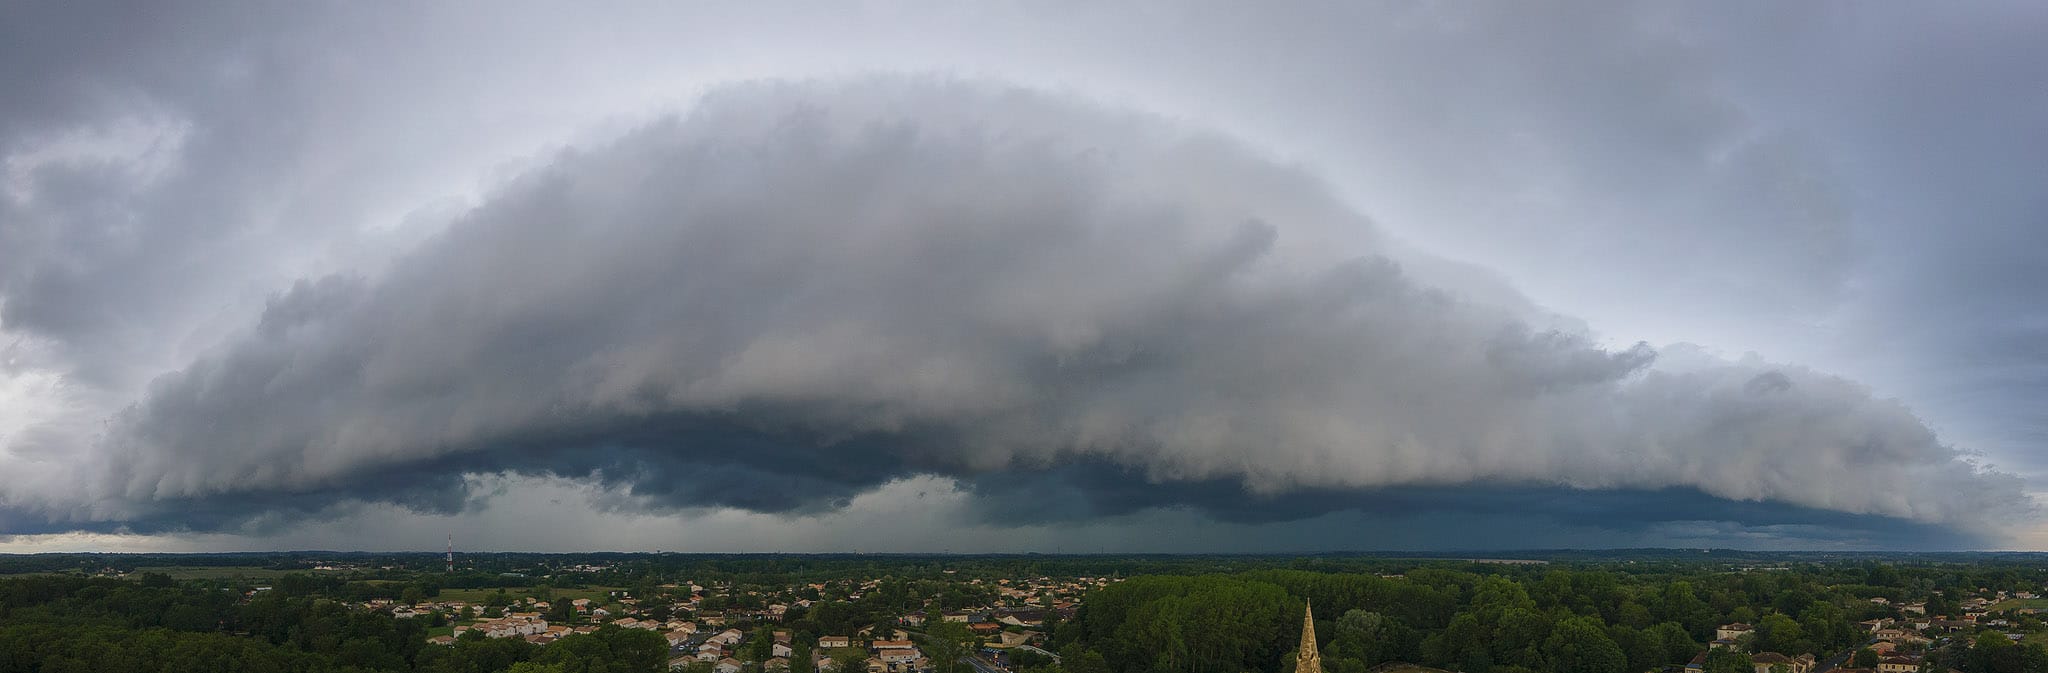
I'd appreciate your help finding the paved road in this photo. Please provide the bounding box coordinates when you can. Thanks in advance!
[1813,638,1878,673]
[963,656,1006,673]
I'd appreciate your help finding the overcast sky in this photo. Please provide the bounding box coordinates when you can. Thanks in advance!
[3,1,2046,553]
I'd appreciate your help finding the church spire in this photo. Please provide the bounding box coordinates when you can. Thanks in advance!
[1295,600,1322,673]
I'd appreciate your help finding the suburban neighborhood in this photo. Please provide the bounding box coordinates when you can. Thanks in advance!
[372,570,1110,673]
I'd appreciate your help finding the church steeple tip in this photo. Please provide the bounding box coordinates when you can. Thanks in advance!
[1295,600,1322,673]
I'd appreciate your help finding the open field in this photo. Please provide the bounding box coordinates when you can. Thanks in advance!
[431,586,627,606]
[131,565,313,580]
[1991,598,2048,611]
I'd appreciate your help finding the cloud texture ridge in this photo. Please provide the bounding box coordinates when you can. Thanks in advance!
[2,79,2028,536]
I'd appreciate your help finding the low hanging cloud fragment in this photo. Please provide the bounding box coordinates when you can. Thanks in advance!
[2,78,2029,540]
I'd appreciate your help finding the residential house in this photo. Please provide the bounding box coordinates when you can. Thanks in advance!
[867,647,928,673]
[1750,652,1813,673]
[995,631,1040,648]
[1717,624,1755,641]
[1879,657,1921,673]
[820,636,852,650]
[997,611,1044,628]
[473,615,549,639]
[717,658,745,673]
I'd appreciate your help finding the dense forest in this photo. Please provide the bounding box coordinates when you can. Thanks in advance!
[0,574,666,673]
[1043,562,2048,673]
[4,554,2048,673]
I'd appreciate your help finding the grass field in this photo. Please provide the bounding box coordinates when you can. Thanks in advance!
[1991,598,2048,611]
[130,565,313,580]
[431,586,626,606]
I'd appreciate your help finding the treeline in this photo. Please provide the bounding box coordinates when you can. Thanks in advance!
[0,575,666,673]
[14,552,2048,594]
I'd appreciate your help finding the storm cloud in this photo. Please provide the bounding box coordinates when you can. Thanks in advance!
[5,3,2047,552]
[0,79,2021,541]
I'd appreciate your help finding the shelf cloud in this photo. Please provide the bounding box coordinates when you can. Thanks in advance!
[2,78,2023,545]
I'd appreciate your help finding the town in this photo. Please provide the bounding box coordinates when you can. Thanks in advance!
[7,551,2048,673]
[385,573,1107,673]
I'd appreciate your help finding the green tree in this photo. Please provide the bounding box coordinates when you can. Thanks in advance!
[1493,607,1553,669]
[1647,621,1699,665]
[745,628,774,662]
[792,642,814,673]
[1059,646,1110,673]
[508,663,570,673]
[925,620,975,673]
[1704,649,1754,673]
[1754,614,1806,655]
[830,646,870,673]
[1425,612,1493,672]
[1545,616,1626,673]
[1325,610,1405,669]
[1655,582,1713,636]
[537,625,669,673]
[1962,631,2047,673]
[1854,648,1880,669]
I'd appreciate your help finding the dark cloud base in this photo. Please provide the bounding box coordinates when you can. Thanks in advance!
[963,461,1987,549]
[1,412,1988,551]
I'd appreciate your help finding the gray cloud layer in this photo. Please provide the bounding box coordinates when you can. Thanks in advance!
[1,79,2018,539]
[5,2,2046,551]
